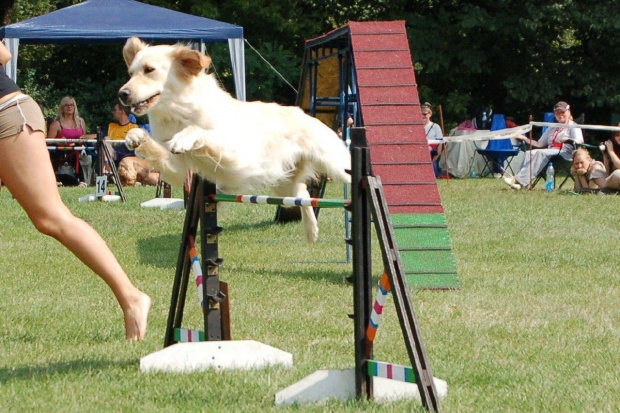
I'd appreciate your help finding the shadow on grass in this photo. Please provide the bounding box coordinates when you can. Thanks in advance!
[230,262,350,285]
[134,220,278,267]
[135,218,347,279]
[221,219,280,233]
[136,233,181,269]
[0,358,136,383]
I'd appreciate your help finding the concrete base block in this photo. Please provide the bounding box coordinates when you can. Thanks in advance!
[140,341,293,373]
[78,194,121,203]
[275,368,447,406]
[140,197,184,210]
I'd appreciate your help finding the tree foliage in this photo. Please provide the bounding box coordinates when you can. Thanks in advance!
[4,0,619,132]
[402,0,620,128]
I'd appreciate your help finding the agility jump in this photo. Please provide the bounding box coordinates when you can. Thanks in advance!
[161,129,441,411]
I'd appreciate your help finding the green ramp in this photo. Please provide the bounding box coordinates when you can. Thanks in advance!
[391,213,459,289]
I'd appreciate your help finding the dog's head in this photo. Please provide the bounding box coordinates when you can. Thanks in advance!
[118,37,212,116]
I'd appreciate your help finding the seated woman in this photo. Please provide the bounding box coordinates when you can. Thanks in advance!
[422,103,444,178]
[570,148,607,192]
[47,96,88,186]
[602,122,620,190]
[47,96,87,140]
[504,101,583,190]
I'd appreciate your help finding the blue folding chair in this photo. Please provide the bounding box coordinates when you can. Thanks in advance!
[475,114,521,177]
[541,112,554,135]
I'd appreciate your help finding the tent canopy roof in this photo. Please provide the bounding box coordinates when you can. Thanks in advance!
[0,0,243,44]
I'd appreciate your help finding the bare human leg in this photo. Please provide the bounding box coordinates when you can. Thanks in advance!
[0,126,151,340]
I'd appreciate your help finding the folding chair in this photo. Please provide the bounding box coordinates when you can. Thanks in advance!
[530,111,580,190]
[530,154,574,189]
[475,114,521,177]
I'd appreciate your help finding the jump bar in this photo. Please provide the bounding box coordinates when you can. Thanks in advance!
[211,194,350,208]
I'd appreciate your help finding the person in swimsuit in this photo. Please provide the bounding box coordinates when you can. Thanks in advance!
[0,39,150,340]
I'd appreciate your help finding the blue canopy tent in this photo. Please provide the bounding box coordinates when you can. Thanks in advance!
[0,0,245,100]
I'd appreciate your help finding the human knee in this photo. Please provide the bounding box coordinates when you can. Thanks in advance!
[606,170,620,189]
[30,211,73,239]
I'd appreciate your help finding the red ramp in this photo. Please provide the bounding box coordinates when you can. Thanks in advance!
[299,21,458,289]
[350,21,442,214]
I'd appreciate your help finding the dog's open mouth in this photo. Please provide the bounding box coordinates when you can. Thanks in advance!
[132,94,161,113]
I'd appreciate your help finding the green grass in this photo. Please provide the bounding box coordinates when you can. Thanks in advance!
[0,179,618,412]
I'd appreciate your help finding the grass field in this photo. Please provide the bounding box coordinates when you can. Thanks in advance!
[0,178,618,412]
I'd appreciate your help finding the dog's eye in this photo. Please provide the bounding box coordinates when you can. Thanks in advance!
[144,66,155,74]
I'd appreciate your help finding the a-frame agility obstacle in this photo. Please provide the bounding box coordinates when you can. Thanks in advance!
[297,21,459,289]
[140,129,446,410]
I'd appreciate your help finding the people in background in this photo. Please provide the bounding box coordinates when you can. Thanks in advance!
[0,38,150,340]
[337,113,354,149]
[47,96,86,139]
[422,103,444,178]
[504,101,583,190]
[47,96,87,185]
[106,103,138,165]
[602,122,620,189]
[570,148,607,192]
[472,106,493,130]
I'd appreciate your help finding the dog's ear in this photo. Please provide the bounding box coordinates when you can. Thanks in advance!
[123,37,146,67]
[174,48,211,77]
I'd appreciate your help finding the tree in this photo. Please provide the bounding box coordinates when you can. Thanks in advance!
[6,0,620,131]
[401,0,620,129]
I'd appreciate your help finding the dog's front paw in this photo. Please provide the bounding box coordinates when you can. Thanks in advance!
[125,128,149,150]
[168,126,205,154]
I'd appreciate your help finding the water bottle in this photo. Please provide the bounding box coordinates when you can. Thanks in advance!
[545,162,555,191]
[481,112,487,129]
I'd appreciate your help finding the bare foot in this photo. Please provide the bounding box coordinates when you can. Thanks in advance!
[124,293,152,341]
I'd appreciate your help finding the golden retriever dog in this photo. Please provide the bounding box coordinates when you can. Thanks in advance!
[117,156,160,187]
[118,37,350,242]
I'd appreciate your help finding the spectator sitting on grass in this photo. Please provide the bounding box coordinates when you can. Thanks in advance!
[570,147,607,192]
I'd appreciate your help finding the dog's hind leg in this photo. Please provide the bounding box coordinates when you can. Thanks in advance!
[274,180,319,243]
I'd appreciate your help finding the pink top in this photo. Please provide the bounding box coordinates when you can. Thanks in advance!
[57,126,84,139]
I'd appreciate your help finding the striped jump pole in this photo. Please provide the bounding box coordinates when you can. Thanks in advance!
[174,327,205,343]
[210,193,350,209]
[188,236,205,311]
[173,237,208,343]
[46,138,129,146]
[365,271,391,358]
[367,360,416,384]
[47,145,88,151]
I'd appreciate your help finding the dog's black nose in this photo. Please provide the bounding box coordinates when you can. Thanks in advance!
[118,88,131,104]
